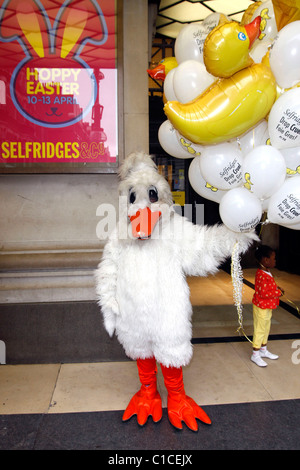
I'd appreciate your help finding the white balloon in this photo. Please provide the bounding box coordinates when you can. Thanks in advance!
[158,120,192,159]
[219,187,262,233]
[250,40,272,63]
[188,156,227,203]
[200,143,243,190]
[173,60,215,103]
[267,175,300,225]
[174,13,229,65]
[202,12,227,30]
[269,20,300,89]
[242,145,286,199]
[268,87,300,149]
[237,120,269,157]
[163,68,177,101]
[280,146,300,176]
[281,221,300,230]
[175,23,207,64]
[176,131,204,157]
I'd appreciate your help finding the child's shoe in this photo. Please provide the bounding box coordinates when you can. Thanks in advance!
[251,351,267,367]
[259,346,279,360]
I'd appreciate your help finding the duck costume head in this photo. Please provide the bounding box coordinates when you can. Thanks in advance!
[95,151,257,431]
[118,151,173,240]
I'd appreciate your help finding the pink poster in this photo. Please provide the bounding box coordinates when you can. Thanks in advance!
[0,0,118,171]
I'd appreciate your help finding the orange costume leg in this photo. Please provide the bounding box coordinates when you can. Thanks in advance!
[160,364,211,431]
[122,357,162,425]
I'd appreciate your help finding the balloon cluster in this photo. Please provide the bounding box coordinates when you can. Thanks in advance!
[153,1,300,233]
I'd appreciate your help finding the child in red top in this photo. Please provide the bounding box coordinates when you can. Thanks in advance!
[251,245,284,367]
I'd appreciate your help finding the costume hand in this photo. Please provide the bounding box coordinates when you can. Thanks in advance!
[106,298,119,315]
[104,315,116,337]
[102,298,119,337]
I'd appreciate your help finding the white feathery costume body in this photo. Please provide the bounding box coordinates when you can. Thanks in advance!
[95,152,256,430]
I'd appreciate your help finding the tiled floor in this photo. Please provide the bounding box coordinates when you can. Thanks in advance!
[1,268,300,450]
[1,338,300,416]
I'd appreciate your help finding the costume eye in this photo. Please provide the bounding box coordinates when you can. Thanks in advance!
[149,186,158,203]
[129,190,136,204]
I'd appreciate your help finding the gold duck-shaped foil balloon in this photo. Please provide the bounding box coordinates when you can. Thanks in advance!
[147,57,178,81]
[164,17,277,145]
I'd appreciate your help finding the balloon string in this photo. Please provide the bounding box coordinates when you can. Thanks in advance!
[231,242,253,344]
[258,212,268,237]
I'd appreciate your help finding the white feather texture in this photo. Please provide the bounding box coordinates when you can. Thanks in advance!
[95,152,257,368]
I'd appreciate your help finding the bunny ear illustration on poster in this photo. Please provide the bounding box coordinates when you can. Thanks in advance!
[0,0,117,166]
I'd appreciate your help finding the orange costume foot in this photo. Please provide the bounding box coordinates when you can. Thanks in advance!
[161,364,211,431]
[122,357,162,425]
[123,358,211,430]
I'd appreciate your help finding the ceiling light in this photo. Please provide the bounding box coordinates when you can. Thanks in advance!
[155,0,256,38]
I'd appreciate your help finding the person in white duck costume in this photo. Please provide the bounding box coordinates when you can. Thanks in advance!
[95,151,257,431]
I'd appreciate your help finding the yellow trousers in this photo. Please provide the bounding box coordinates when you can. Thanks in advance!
[252,304,273,349]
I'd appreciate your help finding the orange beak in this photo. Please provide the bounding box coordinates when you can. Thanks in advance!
[244,16,262,49]
[129,207,161,239]
[147,64,166,81]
